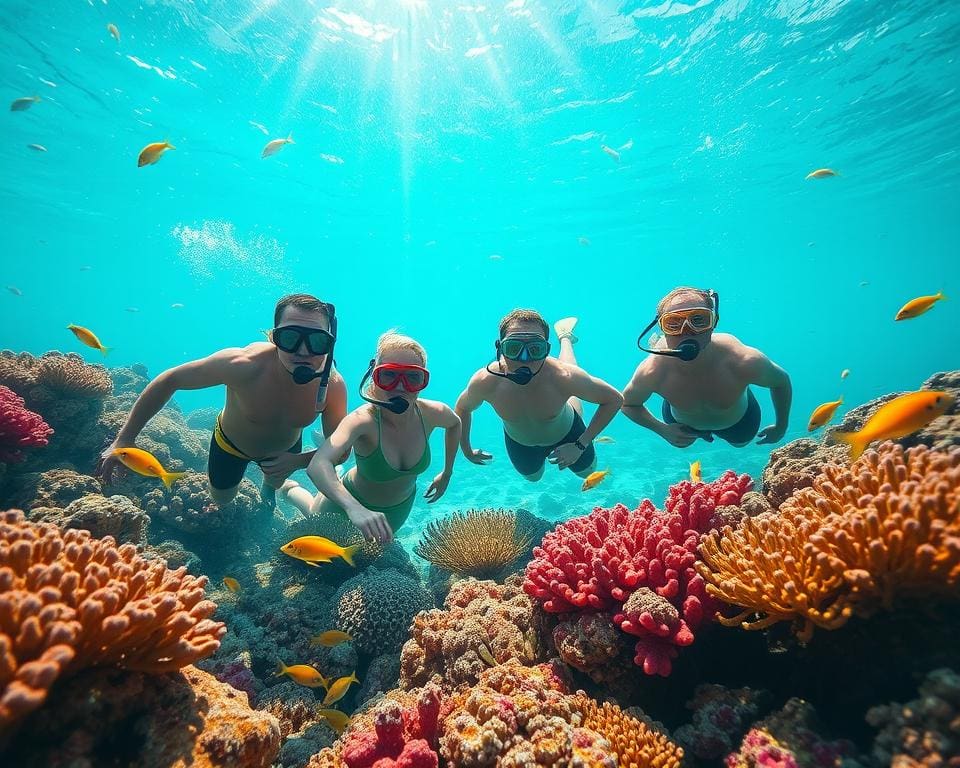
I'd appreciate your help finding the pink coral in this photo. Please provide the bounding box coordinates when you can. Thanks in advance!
[524,471,752,675]
[0,385,53,462]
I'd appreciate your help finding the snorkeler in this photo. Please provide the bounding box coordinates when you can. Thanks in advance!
[97,294,348,505]
[454,310,623,482]
[621,286,792,447]
[281,332,461,544]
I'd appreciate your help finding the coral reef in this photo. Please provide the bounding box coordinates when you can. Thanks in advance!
[356,652,401,707]
[415,508,535,578]
[109,363,150,398]
[400,575,545,693]
[866,667,960,768]
[28,493,150,545]
[336,567,433,656]
[551,613,630,685]
[524,471,753,675]
[6,665,280,768]
[142,471,260,534]
[761,439,850,509]
[143,537,203,573]
[0,385,53,463]
[576,695,684,768]
[700,443,960,642]
[2,467,102,510]
[0,509,225,735]
[188,405,221,432]
[673,683,769,760]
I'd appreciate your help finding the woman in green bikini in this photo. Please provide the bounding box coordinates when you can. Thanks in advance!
[281,332,461,543]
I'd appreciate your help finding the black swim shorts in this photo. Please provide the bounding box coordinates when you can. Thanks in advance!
[503,410,597,477]
[208,431,303,490]
[661,389,761,446]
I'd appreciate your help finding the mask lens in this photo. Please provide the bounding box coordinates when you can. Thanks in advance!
[688,310,714,331]
[525,341,549,360]
[402,370,425,389]
[376,368,400,389]
[305,330,333,355]
[274,327,302,352]
[500,339,525,359]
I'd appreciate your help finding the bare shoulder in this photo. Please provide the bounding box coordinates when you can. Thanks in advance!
[714,333,764,363]
[467,366,497,395]
[417,398,454,426]
[207,343,271,381]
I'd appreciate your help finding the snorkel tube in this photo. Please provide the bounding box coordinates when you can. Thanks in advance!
[636,290,719,362]
[291,304,338,386]
[359,360,409,414]
[485,339,546,385]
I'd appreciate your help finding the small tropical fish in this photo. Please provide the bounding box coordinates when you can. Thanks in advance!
[489,254,503,261]
[581,468,611,491]
[171,302,184,308]
[125,307,139,313]
[601,144,620,162]
[7,286,22,296]
[317,709,351,734]
[895,291,946,321]
[840,369,850,380]
[111,447,188,489]
[280,536,360,567]
[276,662,328,688]
[578,236,591,246]
[27,144,47,152]
[310,630,353,648]
[138,141,175,167]
[249,120,269,135]
[805,168,838,179]
[222,577,241,593]
[859,281,870,287]
[808,397,843,432]
[595,436,615,445]
[689,460,702,483]
[478,643,497,667]
[107,23,120,43]
[262,134,294,159]
[321,672,359,707]
[10,96,40,112]
[832,390,955,461]
[79,265,92,271]
[67,323,109,354]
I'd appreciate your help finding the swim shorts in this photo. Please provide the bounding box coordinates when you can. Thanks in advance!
[208,420,303,490]
[503,410,597,476]
[661,389,761,445]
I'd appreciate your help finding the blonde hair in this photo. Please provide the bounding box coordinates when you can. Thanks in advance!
[375,330,427,366]
[657,286,713,315]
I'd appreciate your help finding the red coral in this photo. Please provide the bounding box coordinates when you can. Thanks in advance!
[0,385,53,462]
[341,684,442,768]
[524,471,752,676]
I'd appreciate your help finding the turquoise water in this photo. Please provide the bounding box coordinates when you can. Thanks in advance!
[2,0,958,547]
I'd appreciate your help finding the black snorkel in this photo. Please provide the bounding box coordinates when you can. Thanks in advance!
[359,360,409,414]
[485,338,547,385]
[636,290,719,362]
[290,304,338,386]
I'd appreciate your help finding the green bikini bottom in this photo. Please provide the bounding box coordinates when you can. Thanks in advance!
[335,473,416,533]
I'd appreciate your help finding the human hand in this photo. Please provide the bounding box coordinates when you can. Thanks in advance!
[95,440,129,484]
[424,471,451,503]
[756,424,786,445]
[346,505,393,544]
[260,452,305,481]
[658,422,699,448]
[464,447,493,465]
[547,442,584,470]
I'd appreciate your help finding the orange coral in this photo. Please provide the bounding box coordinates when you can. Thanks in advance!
[575,695,684,768]
[0,509,225,736]
[698,443,959,642]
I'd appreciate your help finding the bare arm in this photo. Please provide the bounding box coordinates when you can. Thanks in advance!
[454,371,492,463]
[620,363,696,448]
[744,351,792,444]
[423,401,462,503]
[319,369,350,465]
[564,367,624,444]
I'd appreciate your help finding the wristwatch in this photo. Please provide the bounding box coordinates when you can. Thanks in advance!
[573,439,587,451]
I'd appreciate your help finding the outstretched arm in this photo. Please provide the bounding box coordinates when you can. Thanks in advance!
[745,352,792,445]
[454,371,492,465]
[424,402,462,503]
[621,364,696,448]
[548,367,623,469]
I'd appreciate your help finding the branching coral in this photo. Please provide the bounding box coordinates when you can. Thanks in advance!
[415,509,535,578]
[0,509,225,735]
[0,385,53,463]
[699,443,960,642]
[575,695,684,768]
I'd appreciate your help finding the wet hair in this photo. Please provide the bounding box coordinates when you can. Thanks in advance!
[375,330,427,366]
[273,294,332,327]
[499,309,549,340]
[657,287,714,315]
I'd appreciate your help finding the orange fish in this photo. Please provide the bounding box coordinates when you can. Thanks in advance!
[310,630,353,648]
[805,168,838,179]
[581,469,610,491]
[689,460,702,483]
[138,141,175,167]
[832,390,955,461]
[112,447,187,489]
[223,577,241,593]
[280,536,360,567]
[107,23,120,43]
[67,323,109,355]
[317,708,351,734]
[808,397,844,432]
[895,291,946,321]
[276,662,328,688]
[262,134,294,158]
[321,672,359,707]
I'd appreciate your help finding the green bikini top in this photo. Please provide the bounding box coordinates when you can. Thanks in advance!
[355,405,431,483]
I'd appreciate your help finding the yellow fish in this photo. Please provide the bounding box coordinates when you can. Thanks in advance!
[10,96,40,112]
[276,662,328,689]
[67,323,109,355]
[581,468,610,491]
[107,23,120,43]
[841,369,850,380]
[222,577,241,593]
[262,134,294,159]
[808,397,844,432]
[317,709,351,734]
[805,168,838,179]
[321,672,359,707]
[832,390,955,461]
[310,630,353,648]
[595,436,616,445]
[895,291,946,321]
[280,536,360,567]
[138,141,175,167]
[689,460,702,483]
[112,447,187,489]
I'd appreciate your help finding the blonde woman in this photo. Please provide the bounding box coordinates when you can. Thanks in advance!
[282,332,461,543]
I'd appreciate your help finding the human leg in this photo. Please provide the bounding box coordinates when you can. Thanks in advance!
[207,433,250,505]
[554,317,583,416]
